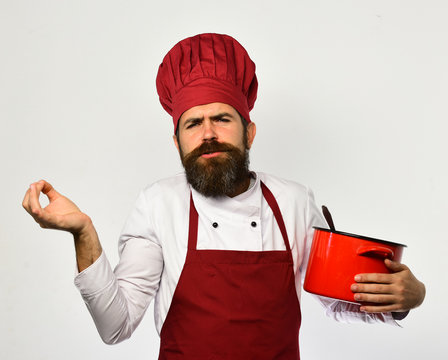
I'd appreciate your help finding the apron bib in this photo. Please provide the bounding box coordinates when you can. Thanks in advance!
[159,182,301,359]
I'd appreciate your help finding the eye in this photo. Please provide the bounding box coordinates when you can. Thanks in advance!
[185,120,201,129]
[215,117,230,123]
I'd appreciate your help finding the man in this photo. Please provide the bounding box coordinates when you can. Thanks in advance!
[23,33,425,359]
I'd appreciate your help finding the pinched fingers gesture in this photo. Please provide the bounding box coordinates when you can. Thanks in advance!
[350,259,425,314]
[22,180,91,234]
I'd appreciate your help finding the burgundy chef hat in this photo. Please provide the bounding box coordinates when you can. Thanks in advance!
[156,33,258,133]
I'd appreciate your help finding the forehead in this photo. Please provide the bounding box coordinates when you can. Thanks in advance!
[179,102,240,124]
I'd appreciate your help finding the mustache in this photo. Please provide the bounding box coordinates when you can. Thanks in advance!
[185,140,240,159]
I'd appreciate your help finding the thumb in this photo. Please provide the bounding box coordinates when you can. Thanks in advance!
[41,180,61,201]
[385,258,408,273]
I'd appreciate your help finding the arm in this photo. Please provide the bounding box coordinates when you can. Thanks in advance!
[22,179,102,271]
[23,180,162,344]
[303,188,418,324]
[75,189,163,344]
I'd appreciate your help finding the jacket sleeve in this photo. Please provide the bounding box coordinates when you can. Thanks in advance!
[74,190,163,344]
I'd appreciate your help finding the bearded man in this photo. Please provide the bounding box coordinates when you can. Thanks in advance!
[23,33,425,359]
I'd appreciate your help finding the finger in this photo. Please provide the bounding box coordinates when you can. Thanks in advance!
[29,183,43,217]
[359,303,402,313]
[351,283,393,295]
[22,187,31,211]
[384,259,409,273]
[354,292,396,305]
[354,272,394,284]
[33,179,46,194]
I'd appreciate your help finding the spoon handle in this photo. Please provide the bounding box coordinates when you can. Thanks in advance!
[322,205,336,232]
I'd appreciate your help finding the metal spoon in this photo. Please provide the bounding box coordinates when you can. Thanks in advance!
[322,205,336,232]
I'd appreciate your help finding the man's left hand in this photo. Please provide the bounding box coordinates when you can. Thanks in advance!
[350,259,425,314]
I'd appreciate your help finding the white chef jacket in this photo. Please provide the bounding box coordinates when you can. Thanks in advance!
[74,172,397,345]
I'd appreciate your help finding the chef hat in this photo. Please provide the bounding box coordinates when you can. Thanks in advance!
[156,33,258,133]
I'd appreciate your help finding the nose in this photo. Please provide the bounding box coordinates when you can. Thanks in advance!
[202,119,217,141]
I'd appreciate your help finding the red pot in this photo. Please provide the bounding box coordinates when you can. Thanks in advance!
[303,227,406,303]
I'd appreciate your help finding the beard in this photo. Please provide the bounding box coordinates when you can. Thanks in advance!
[179,140,250,197]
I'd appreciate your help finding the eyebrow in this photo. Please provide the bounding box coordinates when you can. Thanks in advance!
[210,112,234,120]
[183,112,235,127]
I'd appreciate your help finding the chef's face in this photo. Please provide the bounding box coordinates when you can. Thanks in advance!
[174,102,256,157]
[174,102,256,197]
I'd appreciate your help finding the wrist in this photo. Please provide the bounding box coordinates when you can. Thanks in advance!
[72,217,102,272]
[71,214,94,238]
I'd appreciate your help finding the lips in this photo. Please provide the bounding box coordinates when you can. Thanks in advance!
[201,151,224,159]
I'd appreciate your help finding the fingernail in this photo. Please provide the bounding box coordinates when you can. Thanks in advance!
[354,275,361,282]
[354,294,361,301]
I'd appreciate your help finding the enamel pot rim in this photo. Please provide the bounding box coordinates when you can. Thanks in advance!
[313,226,407,248]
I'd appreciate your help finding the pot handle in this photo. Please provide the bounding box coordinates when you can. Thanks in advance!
[357,246,394,259]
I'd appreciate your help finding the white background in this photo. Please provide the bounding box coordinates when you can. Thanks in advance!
[1,0,446,359]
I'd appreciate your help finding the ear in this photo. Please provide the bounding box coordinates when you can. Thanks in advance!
[173,134,180,154]
[246,122,256,149]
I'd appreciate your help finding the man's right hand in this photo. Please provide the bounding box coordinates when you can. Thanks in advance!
[22,180,102,271]
[22,180,91,235]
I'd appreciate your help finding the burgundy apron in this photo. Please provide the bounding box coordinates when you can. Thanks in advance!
[159,182,301,359]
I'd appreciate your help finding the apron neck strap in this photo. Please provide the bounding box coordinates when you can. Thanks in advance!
[259,181,291,252]
[188,192,199,250]
[188,181,291,251]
